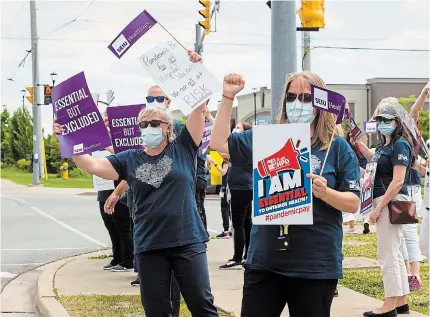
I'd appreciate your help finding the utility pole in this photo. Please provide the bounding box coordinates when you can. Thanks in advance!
[195,23,202,55]
[302,31,311,71]
[270,1,297,123]
[30,0,42,184]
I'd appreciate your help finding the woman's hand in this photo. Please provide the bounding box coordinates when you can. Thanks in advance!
[207,155,216,165]
[369,205,382,223]
[53,122,63,135]
[188,50,202,63]
[307,173,328,199]
[104,193,120,214]
[223,73,245,99]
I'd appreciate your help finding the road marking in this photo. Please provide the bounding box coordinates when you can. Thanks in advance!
[1,263,43,267]
[0,271,17,278]
[1,247,94,251]
[4,196,108,248]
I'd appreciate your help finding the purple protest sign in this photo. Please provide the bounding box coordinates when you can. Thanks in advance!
[108,10,157,59]
[52,72,112,158]
[311,85,346,124]
[199,121,213,156]
[107,104,145,153]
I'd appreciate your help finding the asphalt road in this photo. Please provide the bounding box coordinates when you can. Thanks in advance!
[1,181,224,291]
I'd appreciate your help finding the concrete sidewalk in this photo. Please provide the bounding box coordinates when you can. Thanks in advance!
[35,239,427,317]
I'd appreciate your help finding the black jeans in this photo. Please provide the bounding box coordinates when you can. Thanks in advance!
[196,178,208,234]
[99,201,133,268]
[136,243,218,317]
[230,190,253,262]
[220,189,231,231]
[241,269,338,317]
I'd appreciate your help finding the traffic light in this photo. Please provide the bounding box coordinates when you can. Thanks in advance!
[199,0,211,35]
[44,85,52,105]
[26,87,34,104]
[297,0,325,31]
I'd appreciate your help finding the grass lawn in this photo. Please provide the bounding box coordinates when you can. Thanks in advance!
[1,167,93,188]
[342,232,430,315]
[59,295,234,317]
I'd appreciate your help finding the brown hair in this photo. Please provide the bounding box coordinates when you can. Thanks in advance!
[276,71,343,150]
[240,121,252,131]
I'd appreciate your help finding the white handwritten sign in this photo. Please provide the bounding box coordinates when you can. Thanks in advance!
[365,121,378,133]
[138,40,221,116]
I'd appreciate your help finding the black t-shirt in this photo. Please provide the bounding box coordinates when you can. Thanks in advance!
[372,138,412,199]
[221,160,229,187]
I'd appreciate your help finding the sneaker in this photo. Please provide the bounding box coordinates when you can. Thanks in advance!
[409,275,422,291]
[344,227,357,234]
[334,288,339,297]
[216,231,231,239]
[219,260,243,270]
[110,264,134,272]
[363,223,370,234]
[103,263,115,270]
[131,277,140,287]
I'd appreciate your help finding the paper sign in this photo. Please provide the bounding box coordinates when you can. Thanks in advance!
[349,116,363,140]
[92,150,115,191]
[199,121,213,156]
[51,72,112,158]
[107,104,145,153]
[365,121,378,133]
[311,85,346,123]
[360,162,377,216]
[139,40,221,116]
[253,124,313,225]
[108,10,157,58]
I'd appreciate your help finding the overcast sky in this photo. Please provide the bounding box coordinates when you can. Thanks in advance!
[1,0,429,135]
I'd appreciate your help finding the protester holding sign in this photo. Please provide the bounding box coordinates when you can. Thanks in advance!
[210,71,360,317]
[360,100,415,316]
[54,52,218,317]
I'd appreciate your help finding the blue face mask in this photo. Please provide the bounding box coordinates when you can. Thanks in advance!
[377,122,394,136]
[285,101,315,123]
[140,127,164,149]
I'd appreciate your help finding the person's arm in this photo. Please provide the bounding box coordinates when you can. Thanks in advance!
[210,74,245,154]
[374,165,407,210]
[72,155,119,180]
[104,180,129,214]
[204,107,215,124]
[355,140,374,161]
[410,82,429,122]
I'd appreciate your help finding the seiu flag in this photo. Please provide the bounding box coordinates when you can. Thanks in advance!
[107,104,145,153]
[51,72,111,158]
[108,10,157,58]
[311,85,346,124]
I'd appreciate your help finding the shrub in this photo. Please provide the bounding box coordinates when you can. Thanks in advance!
[68,167,92,179]
[16,158,31,172]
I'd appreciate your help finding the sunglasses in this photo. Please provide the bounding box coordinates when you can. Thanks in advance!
[285,92,312,103]
[377,118,393,124]
[146,96,169,103]
[138,120,168,129]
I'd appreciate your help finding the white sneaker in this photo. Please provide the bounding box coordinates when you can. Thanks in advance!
[344,228,357,234]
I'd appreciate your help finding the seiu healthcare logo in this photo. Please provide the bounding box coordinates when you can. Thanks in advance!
[73,143,84,154]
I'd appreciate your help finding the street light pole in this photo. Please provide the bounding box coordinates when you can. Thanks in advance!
[21,89,26,108]
[50,72,57,87]
[253,88,257,125]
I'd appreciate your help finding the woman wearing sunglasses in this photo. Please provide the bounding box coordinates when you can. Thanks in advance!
[355,99,414,316]
[211,72,360,317]
[54,51,219,317]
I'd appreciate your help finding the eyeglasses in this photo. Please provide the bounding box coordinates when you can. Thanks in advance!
[146,96,169,103]
[285,92,312,103]
[138,120,168,129]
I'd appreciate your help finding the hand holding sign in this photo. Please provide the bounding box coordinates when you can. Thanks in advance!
[307,173,328,199]
[223,73,245,99]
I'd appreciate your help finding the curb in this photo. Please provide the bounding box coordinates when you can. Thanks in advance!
[35,250,109,317]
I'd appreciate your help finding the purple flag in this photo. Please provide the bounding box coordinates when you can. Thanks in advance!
[107,104,145,153]
[108,10,157,59]
[199,121,213,156]
[52,72,112,158]
[311,85,346,124]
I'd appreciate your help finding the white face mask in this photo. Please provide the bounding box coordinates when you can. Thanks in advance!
[232,128,241,133]
[285,101,315,123]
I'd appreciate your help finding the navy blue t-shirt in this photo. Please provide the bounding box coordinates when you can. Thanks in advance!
[372,138,412,199]
[227,130,253,191]
[196,152,208,182]
[230,131,360,279]
[106,126,208,253]
[173,119,184,135]
[407,168,422,186]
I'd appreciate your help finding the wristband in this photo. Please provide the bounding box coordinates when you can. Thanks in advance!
[222,94,234,101]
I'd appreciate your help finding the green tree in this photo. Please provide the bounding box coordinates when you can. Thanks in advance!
[45,134,63,173]
[398,94,417,112]
[417,110,429,142]
[7,106,33,162]
[1,108,13,163]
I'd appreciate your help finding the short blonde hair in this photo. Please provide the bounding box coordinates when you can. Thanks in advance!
[276,71,343,150]
[138,107,176,143]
